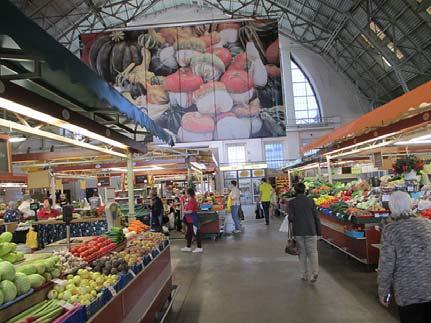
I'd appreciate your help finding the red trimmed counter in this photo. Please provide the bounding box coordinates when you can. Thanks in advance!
[319,210,381,265]
[89,245,173,323]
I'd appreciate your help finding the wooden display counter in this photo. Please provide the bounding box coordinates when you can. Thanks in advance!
[320,211,381,265]
[89,245,173,323]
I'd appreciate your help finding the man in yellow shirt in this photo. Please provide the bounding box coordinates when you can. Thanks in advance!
[259,178,273,225]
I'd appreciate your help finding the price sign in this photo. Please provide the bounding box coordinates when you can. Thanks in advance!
[108,286,117,297]
[148,253,153,260]
[57,300,74,310]
[52,279,67,286]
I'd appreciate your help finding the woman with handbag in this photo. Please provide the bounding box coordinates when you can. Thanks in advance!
[288,182,321,283]
[181,188,203,253]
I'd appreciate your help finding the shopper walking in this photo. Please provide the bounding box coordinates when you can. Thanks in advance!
[150,191,164,232]
[378,191,431,323]
[288,182,321,282]
[181,188,203,253]
[229,180,241,233]
[259,178,273,225]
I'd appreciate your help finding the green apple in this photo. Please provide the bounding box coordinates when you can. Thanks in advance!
[54,284,65,293]
[63,290,72,301]
[73,276,81,286]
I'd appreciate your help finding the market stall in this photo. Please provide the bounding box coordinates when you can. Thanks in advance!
[283,81,431,265]
[0,228,173,323]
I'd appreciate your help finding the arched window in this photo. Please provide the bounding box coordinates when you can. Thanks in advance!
[291,60,321,124]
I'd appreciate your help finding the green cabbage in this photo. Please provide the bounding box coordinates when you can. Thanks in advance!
[0,261,16,281]
[0,232,12,243]
[14,275,31,295]
[0,280,17,302]
[27,274,45,289]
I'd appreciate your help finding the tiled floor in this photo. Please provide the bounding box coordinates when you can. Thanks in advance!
[165,207,399,323]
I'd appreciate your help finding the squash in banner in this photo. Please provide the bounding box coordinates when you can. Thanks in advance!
[88,31,142,82]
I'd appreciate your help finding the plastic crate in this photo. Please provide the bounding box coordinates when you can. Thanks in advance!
[85,289,110,320]
[151,249,159,258]
[0,288,34,310]
[53,305,86,323]
[131,262,143,275]
[143,254,152,266]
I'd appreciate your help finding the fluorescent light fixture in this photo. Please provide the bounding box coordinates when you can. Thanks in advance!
[0,117,127,158]
[109,166,164,172]
[8,137,26,143]
[0,183,27,188]
[191,162,206,170]
[395,140,431,145]
[220,163,267,171]
[0,97,127,149]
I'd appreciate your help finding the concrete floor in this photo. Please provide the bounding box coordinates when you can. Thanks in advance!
[165,208,399,323]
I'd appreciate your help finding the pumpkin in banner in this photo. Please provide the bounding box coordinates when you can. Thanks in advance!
[89,30,142,82]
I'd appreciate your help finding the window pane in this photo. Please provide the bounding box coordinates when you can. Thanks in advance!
[291,69,305,82]
[293,83,307,96]
[227,145,246,164]
[291,59,321,124]
[307,96,317,109]
[264,143,283,169]
[294,97,307,110]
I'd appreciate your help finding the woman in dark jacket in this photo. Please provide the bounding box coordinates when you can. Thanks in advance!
[150,191,164,232]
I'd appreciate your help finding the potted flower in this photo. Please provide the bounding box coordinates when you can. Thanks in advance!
[393,155,424,180]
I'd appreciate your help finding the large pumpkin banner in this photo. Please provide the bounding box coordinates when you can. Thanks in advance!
[80,20,284,143]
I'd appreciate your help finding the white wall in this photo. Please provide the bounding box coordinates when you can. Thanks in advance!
[133,5,370,164]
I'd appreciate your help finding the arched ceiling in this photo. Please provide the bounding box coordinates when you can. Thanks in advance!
[10,0,431,106]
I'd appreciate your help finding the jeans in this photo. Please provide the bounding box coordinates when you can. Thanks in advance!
[185,222,202,248]
[295,236,319,279]
[261,202,270,224]
[231,205,240,230]
[399,301,431,323]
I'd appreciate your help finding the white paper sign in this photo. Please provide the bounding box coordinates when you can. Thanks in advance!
[108,286,117,297]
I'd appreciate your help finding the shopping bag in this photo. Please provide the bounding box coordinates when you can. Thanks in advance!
[238,205,244,221]
[26,228,38,249]
[255,203,264,219]
[226,196,232,212]
[279,216,290,233]
[285,224,298,255]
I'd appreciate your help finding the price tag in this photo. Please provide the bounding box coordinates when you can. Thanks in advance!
[57,300,74,310]
[156,248,161,253]
[108,286,117,297]
[128,269,136,278]
[52,279,67,286]
[149,253,153,260]
[85,266,93,271]
[407,186,414,192]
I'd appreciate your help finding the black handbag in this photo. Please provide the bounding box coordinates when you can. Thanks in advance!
[238,205,245,220]
[255,203,264,219]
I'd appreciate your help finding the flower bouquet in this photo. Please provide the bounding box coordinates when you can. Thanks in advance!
[393,155,424,179]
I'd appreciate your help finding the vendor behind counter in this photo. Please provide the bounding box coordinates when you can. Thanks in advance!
[37,198,60,219]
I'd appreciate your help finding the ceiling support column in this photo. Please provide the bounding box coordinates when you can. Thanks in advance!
[127,152,135,219]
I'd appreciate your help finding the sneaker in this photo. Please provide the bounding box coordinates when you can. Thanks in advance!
[301,276,308,281]
[192,248,203,253]
[181,247,192,252]
[233,230,241,234]
[310,274,318,283]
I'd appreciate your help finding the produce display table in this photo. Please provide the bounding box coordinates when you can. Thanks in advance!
[198,211,224,240]
[319,211,381,265]
[34,217,107,249]
[89,245,173,323]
